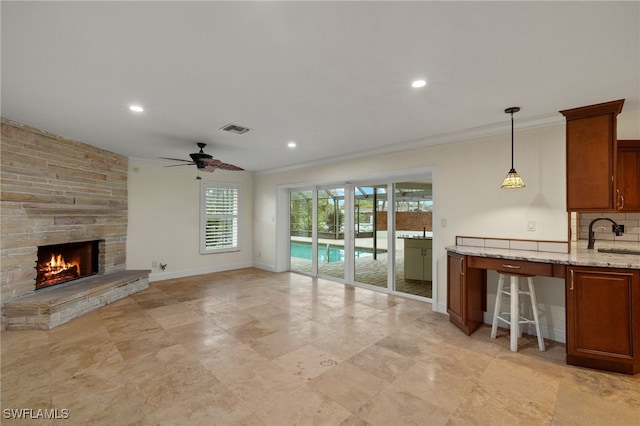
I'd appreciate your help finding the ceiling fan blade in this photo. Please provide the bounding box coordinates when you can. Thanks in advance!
[164,163,194,168]
[199,158,244,172]
[159,157,194,163]
[216,162,245,171]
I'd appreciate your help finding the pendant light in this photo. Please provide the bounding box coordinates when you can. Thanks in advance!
[501,106,525,189]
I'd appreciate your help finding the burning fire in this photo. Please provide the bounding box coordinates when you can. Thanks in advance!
[48,253,78,275]
[37,253,81,286]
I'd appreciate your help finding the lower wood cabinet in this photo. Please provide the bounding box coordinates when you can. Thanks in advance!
[446,252,485,336]
[567,266,640,374]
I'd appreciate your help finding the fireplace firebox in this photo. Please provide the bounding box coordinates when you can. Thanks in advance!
[36,241,100,290]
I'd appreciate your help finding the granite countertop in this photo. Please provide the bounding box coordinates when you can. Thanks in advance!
[446,241,640,270]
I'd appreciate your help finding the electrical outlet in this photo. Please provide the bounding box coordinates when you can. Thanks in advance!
[441,219,447,228]
[152,260,158,268]
[527,221,536,232]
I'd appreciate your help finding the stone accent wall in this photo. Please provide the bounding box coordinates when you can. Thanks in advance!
[0,118,128,306]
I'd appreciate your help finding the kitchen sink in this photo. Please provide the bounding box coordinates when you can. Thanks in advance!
[597,248,640,255]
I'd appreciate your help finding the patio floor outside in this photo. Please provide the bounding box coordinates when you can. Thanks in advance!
[290,236,432,299]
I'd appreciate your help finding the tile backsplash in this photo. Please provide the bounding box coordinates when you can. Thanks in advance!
[455,236,569,253]
[577,212,640,242]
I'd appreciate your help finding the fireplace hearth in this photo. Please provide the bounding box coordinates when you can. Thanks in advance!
[36,241,100,290]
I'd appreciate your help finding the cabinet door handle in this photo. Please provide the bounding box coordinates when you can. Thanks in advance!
[569,269,574,291]
[459,257,464,276]
[617,189,625,210]
[501,264,521,270]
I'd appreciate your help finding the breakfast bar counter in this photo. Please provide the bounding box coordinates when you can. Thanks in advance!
[445,239,640,374]
[446,241,640,270]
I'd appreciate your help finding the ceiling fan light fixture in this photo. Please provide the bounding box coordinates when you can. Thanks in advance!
[501,106,525,189]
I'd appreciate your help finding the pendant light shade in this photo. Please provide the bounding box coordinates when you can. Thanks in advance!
[501,168,525,188]
[501,106,525,189]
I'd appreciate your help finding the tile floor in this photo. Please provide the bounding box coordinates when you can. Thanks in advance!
[2,268,639,425]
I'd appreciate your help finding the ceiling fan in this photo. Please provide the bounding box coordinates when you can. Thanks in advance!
[160,143,244,173]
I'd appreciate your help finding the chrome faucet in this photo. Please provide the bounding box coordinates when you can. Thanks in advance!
[587,218,624,249]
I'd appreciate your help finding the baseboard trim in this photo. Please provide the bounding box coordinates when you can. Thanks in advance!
[148,262,254,282]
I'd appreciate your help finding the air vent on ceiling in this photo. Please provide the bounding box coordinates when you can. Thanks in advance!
[221,123,251,134]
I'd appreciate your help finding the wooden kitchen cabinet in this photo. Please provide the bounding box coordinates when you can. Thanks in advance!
[446,252,485,335]
[616,140,640,211]
[404,238,432,282]
[566,266,640,374]
[560,99,624,211]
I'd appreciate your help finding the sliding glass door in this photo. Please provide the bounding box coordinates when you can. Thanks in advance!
[353,185,388,288]
[316,187,345,279]
[290,190,313,275]
[394,181,433,298]
[287,175,433,301]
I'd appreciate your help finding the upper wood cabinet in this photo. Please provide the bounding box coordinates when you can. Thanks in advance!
[560,99,624,211]
[617,140,640,211]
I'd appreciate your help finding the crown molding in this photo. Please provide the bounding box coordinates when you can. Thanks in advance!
[256,113,564,175]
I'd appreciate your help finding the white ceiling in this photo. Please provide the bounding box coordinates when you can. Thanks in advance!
[2,1,639,173]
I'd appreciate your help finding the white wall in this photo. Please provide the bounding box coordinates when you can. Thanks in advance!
[618,107,640,139]
[126,161,254,281]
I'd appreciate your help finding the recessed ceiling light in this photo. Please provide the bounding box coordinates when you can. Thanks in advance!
[411,79,427,88]
[129,105,144,112]
[287,141,297,148]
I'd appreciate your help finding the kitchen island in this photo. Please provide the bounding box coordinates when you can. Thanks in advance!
[446,238,640,374]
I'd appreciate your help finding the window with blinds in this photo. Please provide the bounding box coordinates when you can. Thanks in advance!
[201,182,240,253]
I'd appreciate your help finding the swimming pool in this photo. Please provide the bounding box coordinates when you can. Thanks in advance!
[290,241,385,263]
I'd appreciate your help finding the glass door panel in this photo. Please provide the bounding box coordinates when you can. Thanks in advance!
[290,190,314,274]
[394,181,433,299]
[316,187,345,279]
[354,185,388,288]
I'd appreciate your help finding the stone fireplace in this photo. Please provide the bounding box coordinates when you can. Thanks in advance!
[1,118,148,330]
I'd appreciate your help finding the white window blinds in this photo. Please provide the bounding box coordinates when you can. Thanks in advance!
[201,183,240,253]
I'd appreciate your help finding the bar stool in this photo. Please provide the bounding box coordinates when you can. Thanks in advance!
[491,271,545,352]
